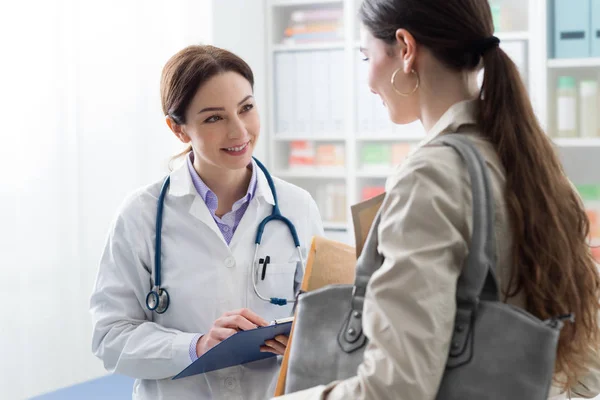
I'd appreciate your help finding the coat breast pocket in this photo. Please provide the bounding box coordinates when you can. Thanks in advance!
[249,261,297,321]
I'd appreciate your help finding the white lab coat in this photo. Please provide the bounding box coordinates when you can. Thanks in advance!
[90,160,324,400]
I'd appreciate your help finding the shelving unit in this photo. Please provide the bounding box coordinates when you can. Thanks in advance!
[265,0,600,242]
[548,58,600,69]
[272,42,345,52]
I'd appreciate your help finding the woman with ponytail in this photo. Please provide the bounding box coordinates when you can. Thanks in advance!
[276,0,600,399]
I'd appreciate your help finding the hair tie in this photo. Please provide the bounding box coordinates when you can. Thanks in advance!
[473,36,500,55]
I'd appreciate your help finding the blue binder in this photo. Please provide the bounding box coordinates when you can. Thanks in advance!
[592,0,600,56]
[173,321,293,379]
[553,0,591,58]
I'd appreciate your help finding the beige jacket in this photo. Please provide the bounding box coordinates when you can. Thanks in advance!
[275,100,600,400]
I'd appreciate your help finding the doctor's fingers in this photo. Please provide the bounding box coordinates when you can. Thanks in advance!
[215,314,260,331]
[223,308,269,327]
[207,327,238,342]
[273,335,289,346]
[261,339,286,356]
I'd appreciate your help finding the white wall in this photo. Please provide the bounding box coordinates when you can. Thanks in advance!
[0,1,212,398]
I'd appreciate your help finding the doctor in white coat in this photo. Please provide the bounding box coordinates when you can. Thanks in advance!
[90,45,324,400]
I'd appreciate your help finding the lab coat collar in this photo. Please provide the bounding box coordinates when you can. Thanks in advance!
[168,155,275,206]
[168,157,197,197]
[412,99,479,152]
[254,158,276,206]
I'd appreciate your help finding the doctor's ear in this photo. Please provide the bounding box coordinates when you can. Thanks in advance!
[166,115,191,144]
[394,29,417,74]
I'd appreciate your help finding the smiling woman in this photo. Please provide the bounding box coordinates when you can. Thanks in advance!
[89,44,324,400]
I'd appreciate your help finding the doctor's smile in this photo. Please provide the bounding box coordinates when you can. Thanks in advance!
[222,140,251,156]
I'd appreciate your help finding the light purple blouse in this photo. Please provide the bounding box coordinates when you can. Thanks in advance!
[185,152,258,361]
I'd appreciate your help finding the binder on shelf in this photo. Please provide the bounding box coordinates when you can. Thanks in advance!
[553,0,590,59]
[294,52,311,136]
[275,53,295,136]
[329,49,345,134]
[311,50,330,133]
[592,0,600,57]
[356,56,373,135]
[316,183,347,223]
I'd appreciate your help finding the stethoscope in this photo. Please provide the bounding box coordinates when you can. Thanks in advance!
[145,157,305,314]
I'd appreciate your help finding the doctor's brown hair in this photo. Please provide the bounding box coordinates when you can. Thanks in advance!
[360,0,600,390]
[160,45,254,161]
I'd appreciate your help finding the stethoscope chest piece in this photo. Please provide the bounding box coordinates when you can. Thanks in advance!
[146,287,170,314]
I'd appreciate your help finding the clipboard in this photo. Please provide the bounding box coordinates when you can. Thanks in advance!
[173,321,293,379]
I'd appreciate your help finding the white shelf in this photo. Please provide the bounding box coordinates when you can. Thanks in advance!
[272,42,345,52]
[356,134,425,142]
[275,168,346,179]
[553,138,600,147]
[263,0,600,225]
[323,221,348,231]
[547,58,600,69]
[274,134,346,141]
[496,31,530,42]
[356,168,393,178]
[270,0,342,6]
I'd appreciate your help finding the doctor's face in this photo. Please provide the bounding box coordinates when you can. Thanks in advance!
[359,26,420,125]
[178,71,260,171]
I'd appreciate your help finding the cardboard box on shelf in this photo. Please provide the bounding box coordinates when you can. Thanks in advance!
[391,143,412,166]
[361,143,391,168]
[361,185,385,201]
[577,185,600,262]
[288,140,315,169]
[316,144,345,167]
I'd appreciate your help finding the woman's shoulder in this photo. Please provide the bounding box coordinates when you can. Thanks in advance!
[387,133,505,191]
[112,177,166,226]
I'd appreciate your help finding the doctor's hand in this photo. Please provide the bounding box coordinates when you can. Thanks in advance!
[196,308,269,357]
[260,334,289,356]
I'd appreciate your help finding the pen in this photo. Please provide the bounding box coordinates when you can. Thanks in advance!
[261,255,270,281]
[270,316,294,325]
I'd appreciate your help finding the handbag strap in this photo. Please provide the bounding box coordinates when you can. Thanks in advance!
[437,135,499,307]
[349,134,499,314]
[340,134,500,350]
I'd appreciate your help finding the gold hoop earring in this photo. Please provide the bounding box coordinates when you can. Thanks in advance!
[391,68,420,97]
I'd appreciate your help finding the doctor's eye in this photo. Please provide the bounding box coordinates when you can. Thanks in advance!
[204,115,223,124]
[241,103,254,113]
[361,56,369,62]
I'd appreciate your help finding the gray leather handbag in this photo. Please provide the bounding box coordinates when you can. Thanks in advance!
[285,134,568,398]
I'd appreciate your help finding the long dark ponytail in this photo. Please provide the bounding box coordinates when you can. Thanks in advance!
[360,0,600,389]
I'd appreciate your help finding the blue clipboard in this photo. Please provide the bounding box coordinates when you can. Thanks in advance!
[173,321,293,379]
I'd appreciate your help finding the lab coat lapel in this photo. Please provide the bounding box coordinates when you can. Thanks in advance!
[189,197,227,246]
[168,157,227,246]
[228,164,275,250]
